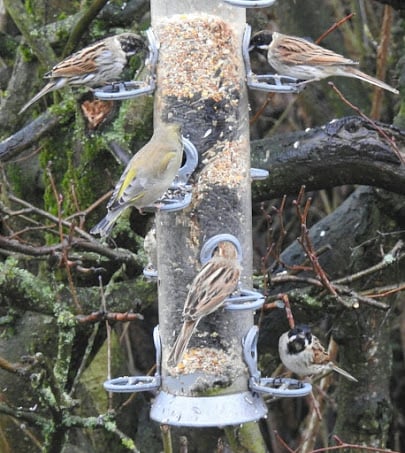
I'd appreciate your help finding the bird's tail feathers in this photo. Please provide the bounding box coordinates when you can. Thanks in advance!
[90,210,121,237]
[332,364,358,382]
[166,321,197,368]
[18,81,58,114]
[345,67,399,95]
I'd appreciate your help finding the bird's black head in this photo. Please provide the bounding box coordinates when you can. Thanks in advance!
[118,33,146,56]
[249,30,273,51]
[287,324,312,354]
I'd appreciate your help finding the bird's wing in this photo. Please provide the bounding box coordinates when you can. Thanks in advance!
[152,150,178,177]
[45,42,106,78]
[183,257,240,321]
[311,336,332,365]
[277,36,357,67]
[106,163,144,210]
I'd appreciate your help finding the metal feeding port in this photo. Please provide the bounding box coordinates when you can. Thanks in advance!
[104,326,162,393]
[243,24,303,94]
[243,326,312,398]
[94,28,158,100]
[104,324,311,426]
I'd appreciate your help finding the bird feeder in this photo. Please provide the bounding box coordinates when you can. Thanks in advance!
[103,0,312,429]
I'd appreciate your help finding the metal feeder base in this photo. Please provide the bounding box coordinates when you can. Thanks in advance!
[150,390,267,427]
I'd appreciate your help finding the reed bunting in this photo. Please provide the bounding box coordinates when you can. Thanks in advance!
[90,122,183,237]
[278,324,358,382]
[167,241,242,367]
[250,30,398,94]
[19,32,146,113]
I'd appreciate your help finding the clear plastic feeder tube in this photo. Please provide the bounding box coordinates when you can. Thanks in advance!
[150,1,262,426]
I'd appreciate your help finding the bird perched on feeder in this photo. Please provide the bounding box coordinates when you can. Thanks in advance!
[278,324,358,382]
[90,122,183,237]
[167,241,242,367]
[249,30,399,94]
[19,32,146,114]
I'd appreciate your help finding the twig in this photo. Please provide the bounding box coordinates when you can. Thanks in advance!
[333,285,390,309]
[363,282,405,299]
[273,431,296,453]
[315,12,355,44]
[329,82,404,165]
[99,275,113,410]
[259,198,288,294]
[180,436,189,453]
[3,0,56,67]
[5,193,136,263]
[333,240,404,285]
[68,323,99,397]
[294,187,341,301]
[8,194,94,241]
[279,293,295,328]
[160,424,173,453]
[0,109,73,162]
[249,93,274,126]
[311,434,400,453]
[47,164,82,313]
[0,402,49,428]
[0,232,135,264]
[270,274,324,287]
[65,189,113,222]
[76,311,144,323]
[62,0,110,57]
[370,5,394,120]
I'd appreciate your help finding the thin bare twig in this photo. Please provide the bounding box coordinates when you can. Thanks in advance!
[311,434,400,453]
[8,194,94,241]
[47,164,82,313]
[363,282,405,299]
[329,82,404,165]
[294,187,341,301]
[370,5,394,120]
[280,293,295,328]
[333,240,404,285]
[315,12,355,44]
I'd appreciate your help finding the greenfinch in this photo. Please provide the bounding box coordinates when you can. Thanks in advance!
[91,122,183,236]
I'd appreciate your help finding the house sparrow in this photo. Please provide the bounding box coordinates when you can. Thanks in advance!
[167,241,242,367]
[90,122,183,237]
[250,31,398,94]
[19,32,146,113]
[278,324,358,382]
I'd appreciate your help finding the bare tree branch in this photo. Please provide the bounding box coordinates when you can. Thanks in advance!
[251,116,405,200]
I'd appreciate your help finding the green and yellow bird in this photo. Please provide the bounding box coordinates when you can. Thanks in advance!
[91,122,183,236]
